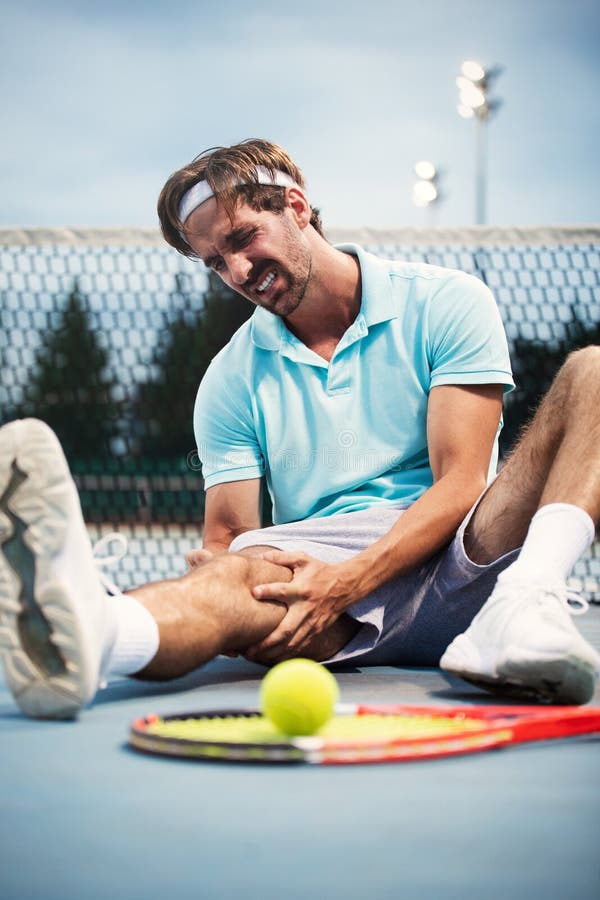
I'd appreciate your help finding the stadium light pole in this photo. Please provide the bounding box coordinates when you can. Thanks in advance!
[456,60,502,225]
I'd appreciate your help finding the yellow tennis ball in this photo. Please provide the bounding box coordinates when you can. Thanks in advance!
[260,659,339,735]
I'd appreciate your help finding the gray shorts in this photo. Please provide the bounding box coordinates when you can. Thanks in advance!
[229,502,520,667]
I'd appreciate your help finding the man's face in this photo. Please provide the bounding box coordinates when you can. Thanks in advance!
[184,196,312,318]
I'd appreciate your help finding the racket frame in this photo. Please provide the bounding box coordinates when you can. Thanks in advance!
[128,703,600,765]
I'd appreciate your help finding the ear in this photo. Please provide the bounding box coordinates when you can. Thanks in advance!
[285,186,312,229]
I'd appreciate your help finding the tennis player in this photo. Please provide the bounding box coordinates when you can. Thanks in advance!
[1,139,598,720]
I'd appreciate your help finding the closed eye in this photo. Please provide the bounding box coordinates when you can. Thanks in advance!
[204,228,257,272]
[208,257,225,272]
[229,227,257,251]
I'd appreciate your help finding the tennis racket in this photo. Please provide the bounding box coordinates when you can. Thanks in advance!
[129,703,600,765]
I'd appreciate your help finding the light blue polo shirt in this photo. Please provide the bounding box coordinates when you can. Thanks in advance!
[194,244,514,524]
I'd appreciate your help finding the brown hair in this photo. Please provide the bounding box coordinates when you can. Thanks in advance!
[157,139,324,257]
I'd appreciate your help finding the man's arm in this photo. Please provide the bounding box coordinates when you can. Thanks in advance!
[201,479,262,553]
[246,383,503,660]
[342,383,503,592]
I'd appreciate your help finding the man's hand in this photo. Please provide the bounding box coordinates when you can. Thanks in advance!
[244,550,357,664]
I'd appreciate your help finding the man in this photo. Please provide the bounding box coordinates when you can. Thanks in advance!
[0,139,598,721]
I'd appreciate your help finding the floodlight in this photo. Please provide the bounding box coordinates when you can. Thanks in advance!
[414,160,436,180]
[412,180,438,207]
[461,60,485,82]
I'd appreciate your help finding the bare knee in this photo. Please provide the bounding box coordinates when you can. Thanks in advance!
[557,345,600,387]
[531,345,600,431]
[135,553,266,681]
[208,551,252,583]
[181,553,255,617]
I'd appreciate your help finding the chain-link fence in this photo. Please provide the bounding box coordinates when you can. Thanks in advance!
[1,226,598,595]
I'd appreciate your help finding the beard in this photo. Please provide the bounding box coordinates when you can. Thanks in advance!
[263,255,312,318]
[243,220,313,318]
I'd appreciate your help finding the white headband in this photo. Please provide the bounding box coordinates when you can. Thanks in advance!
[178,165,301,224]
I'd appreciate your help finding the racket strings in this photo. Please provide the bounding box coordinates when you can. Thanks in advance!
[142,712,489,744]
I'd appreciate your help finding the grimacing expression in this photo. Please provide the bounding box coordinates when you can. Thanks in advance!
[184,197,313,319]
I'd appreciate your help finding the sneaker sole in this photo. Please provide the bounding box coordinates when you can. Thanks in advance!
[497,652,597,705]
[0,420,91,719]
[442,650,597,705]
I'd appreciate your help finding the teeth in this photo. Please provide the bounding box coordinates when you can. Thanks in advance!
[257,270,276,293]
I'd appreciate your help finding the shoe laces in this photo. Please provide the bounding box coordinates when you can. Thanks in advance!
[507,581,590,616]
[563,587,589,616]
[92,532,129,596]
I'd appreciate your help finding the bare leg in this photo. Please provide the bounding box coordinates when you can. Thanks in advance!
[441,349,600,703]
[465,347,600,564]
[129,547,359,680]
[0,418,357,720]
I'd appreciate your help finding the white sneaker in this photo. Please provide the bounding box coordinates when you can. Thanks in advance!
[0,419,117,719]
[440,578,600,704]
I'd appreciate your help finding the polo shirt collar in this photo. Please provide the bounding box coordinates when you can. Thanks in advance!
[250,305,286,350]
[250,242,397,350]
[337,242,397,327]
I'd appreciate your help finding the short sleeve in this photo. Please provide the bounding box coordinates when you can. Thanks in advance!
[193,360,264,489]
[426,272,514,392]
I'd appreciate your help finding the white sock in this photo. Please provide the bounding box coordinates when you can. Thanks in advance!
[499,503,596,585]
[102,592,160,677]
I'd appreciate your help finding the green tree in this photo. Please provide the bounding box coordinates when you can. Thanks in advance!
[501,314,600,453]
[17,282,117,460]
[135,272,252,462]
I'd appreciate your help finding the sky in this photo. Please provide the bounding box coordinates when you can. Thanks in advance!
[1,0,599,229]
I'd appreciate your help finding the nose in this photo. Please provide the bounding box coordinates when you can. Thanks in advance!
[227,253,252,286]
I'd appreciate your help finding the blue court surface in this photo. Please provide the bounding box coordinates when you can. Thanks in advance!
[1,609,599,900]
